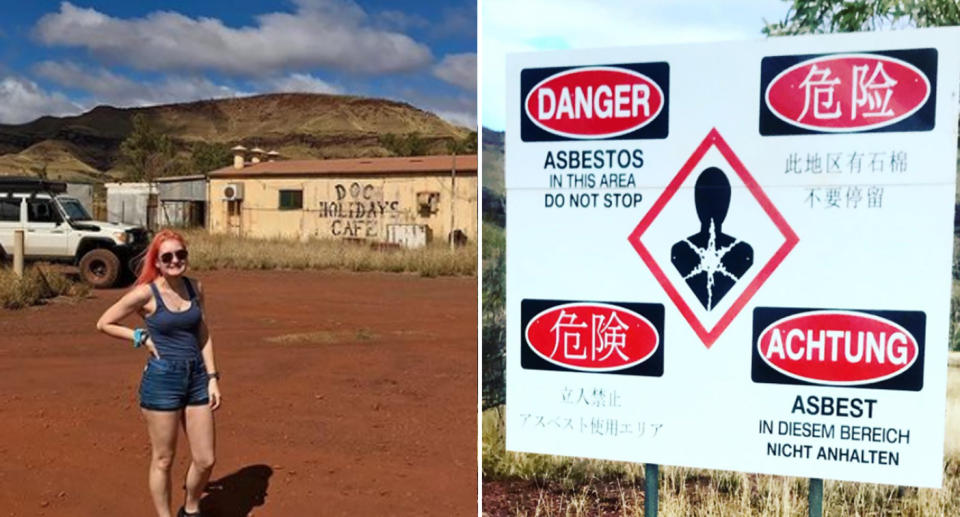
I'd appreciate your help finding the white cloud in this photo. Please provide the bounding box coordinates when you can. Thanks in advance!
[432,108,476,129]
[397,89,476,129]
[376,9,429,31]
[260,73,341,94]
[34,60,245,107]
[434,53,476,92]
[482,0,792,129]
[376,4,475,39]
[37,60,347,105]
[34,1,433,76]
[0,77,83,124]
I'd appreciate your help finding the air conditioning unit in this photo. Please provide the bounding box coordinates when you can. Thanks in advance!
[222,183,244,201]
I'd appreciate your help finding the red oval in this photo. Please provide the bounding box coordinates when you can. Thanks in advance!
[525,303,659,371]
[757,311,918,385]
[525,67,664,138]
[765,54,929,131]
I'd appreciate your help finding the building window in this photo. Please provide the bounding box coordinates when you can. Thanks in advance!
[228,200,241,216]
[417,191,440,217]
[279,190,303,210]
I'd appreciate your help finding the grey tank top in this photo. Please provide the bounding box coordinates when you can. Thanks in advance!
[145,278,203,360]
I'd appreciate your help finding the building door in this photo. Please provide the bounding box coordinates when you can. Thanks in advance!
[227,200,242,236]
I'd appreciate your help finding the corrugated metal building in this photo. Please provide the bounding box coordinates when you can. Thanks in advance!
[156,175,206,227]
[65,183,94,214]
[105,182,157,228]
[206,150,478,246]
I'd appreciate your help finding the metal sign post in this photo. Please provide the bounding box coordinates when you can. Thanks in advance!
[809,478,823,517]
[644,463,659,517]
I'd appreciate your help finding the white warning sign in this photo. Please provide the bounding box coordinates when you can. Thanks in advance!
[505,28,960,488]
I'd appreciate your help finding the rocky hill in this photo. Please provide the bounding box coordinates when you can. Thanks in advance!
[0,93,471,181]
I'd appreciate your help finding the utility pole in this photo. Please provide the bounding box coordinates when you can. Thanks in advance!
[449,151,457,249]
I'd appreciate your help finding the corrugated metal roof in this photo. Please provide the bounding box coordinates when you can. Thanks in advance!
[155,174,207,182]
[208,154,478,178]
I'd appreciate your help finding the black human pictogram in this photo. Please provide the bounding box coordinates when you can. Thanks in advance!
[671,167,753,311]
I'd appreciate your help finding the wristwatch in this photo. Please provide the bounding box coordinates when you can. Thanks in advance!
[207,371,221,381]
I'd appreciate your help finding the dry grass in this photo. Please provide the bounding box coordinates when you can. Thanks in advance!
[483,368,960,516]
[174,228,476,277]
[947,364,960,458]
[949,352,960,368]
[0,264,90,309]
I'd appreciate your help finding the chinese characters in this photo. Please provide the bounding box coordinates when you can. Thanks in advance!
[798,62,899,122]
[785,151,907,175]
[806,186,884,209]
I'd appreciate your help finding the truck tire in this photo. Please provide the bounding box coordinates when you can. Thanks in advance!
[79,248,120,288]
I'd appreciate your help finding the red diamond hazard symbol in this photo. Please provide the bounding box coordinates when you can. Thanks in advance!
[628,128,798,348]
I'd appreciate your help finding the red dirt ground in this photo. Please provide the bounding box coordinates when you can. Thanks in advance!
[0,270,477,517]
[482,479,633,516]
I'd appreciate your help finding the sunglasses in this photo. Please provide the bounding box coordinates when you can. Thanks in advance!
[160,249,189,264]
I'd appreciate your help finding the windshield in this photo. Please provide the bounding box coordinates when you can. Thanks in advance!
[58,198,92,221]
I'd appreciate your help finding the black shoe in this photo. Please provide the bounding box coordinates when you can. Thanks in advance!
[177,507,202,517]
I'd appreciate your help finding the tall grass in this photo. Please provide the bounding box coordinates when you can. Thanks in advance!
[0,265,89,309]
[175,229,476,277]
[947,359,960,458]
[483,369,960,516]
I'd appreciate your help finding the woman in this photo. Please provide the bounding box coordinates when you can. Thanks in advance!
[97,229,222,517]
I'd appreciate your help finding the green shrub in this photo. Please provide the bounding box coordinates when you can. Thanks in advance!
[482,222,505,261]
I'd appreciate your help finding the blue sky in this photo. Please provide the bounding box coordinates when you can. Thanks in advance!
[0,0,476,126]
[482,0,794,130]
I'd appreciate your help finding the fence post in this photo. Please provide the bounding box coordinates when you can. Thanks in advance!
[644,463,659,517]
[13,229,24,277]
[809,478,823,517]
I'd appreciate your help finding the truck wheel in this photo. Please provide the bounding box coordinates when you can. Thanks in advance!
[79,249,120,288]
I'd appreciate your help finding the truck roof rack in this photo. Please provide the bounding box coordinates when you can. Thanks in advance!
[0,176,67,194]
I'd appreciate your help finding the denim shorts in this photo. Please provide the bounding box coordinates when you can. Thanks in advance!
[139,356,210,411]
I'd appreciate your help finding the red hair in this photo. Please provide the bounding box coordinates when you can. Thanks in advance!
[135,229,188,286]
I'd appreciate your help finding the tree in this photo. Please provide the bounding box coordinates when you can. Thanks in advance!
[190,142,232,174]
[379,132,430,156]
[119,114,178,181]
[764,0,960,36]
[447,131,478,155]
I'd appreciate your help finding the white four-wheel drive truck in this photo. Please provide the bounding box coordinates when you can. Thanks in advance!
[0,177,149,288]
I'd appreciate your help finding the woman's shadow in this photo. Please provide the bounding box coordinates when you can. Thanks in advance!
[199,464,272,517]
